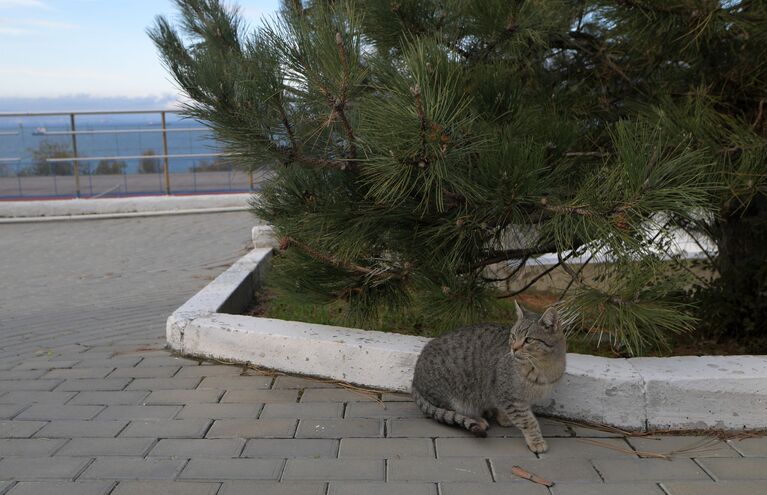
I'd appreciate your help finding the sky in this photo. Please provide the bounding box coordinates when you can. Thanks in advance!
[0,0,280,110]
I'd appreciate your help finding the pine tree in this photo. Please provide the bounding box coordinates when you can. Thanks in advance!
[150,0,767,355]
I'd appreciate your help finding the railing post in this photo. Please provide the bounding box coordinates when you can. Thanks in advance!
[248,166,254,192]
[69,113,81,198]
[161,111,171,195]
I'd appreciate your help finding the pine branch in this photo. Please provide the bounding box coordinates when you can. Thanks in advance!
[334,31,358,164]
[284,236,377,276]
[470,245,560,271]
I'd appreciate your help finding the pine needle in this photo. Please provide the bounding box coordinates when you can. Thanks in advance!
[511,465,554,487]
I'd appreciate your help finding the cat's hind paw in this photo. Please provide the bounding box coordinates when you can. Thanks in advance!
[469,418,490,438]
[525,437,548,453]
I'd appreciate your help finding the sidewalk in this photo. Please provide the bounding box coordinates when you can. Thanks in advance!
[0,212,764,494]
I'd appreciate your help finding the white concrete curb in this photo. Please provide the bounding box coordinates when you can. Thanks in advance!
[0,193,252,220]
[166,227,767,431]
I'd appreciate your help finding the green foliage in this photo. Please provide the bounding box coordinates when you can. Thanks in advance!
[25,141,73,176]
[93,159,126,175]
[152,0,767,355]
[138,150,162,174]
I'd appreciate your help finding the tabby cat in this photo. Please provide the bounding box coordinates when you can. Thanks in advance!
[411,302,566,453]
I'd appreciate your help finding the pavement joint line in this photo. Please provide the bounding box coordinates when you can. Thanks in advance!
[691,457,718,481]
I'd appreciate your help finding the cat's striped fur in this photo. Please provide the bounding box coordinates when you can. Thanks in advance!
[411,303,566,452]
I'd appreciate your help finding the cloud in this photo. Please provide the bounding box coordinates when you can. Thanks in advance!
[0,25,30,35]
[0,17,78,35]
[0,0,49,9]
[0,94,181,112]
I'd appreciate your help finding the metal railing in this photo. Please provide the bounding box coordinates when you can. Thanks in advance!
[0,109,262,199]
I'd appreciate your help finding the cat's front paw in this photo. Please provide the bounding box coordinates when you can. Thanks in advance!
[525,437,548,453]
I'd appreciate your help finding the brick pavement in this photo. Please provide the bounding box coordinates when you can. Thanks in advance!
[1,211,765,494]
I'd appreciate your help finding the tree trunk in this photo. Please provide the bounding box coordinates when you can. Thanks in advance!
[710,193,767,341]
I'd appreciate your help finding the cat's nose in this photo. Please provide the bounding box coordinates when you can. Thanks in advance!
[512,340,524,352]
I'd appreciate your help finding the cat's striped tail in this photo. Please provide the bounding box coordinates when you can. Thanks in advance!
[411,387,488,437]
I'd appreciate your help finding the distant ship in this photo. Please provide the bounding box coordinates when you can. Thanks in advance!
[32,127,47,135]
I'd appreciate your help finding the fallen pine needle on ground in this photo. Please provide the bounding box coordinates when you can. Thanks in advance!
[511,465,554,487]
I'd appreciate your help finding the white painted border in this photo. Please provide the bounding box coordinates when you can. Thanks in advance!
[166,229,767,431]
[0,193,250,220]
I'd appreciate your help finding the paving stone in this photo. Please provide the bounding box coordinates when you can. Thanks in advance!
[206,419,297,438]
[108,367,181,378]
[43,368,115,379]
[1,370,48,380]
[329,482,438,495]
[144,390,223,405]
[381,393,413,402]
[272,376,340,389]
[300,389,378,402]
[126,378,202,391]
[69,391,150,405]
[569,425,625,438]
[221,390,298,403]
[260,403,343,419]
[0,456,91,480]
[540,437,636,458]
[79,457,187,480]
[177,403,262,419]
[282,459,385,481]
[491,457,602,483]
[13,360,79,370]
[120,419,212,438]
[0,391,76,404]
[440,483,548,495]
[110,481,221,495]
[551,483,665,495]
[242,439,338,458]
[661,481,767,495]
[696,458,767,480]
[0,438,67,456]
[389,458,492,482]
[198,376,273,390]
[15,404,104,421]
[221,482,326,495]
[35,420,128,438]
[627,436,739,458]
[5,481,114,495]
[72,357,143,368]
[387,419,473,438]
[0,380,63,392]
[345,401,424,419]
[0,405,25,420]
[55,378,131,391]
[56,437,155,456]
[339,438,435,458]
[149,438,245,457]
[97,405,182,420]
[435,437,535,458]
[179,458,284,480]
[175,365,244,378]
[728,437,767,456]
[295,419,384,438]
[135,357,200,368]
[0,421,46,438]
[592,458,710,482]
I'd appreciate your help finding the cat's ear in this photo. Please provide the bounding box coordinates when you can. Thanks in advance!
[539,307,560,332]
[514,301,525,325]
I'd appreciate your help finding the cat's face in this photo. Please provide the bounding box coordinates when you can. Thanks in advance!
[509,303,566,367]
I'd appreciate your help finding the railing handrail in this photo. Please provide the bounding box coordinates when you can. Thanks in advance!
[0,109,183,117]
[46,152,233,163]
[41,127,208,136]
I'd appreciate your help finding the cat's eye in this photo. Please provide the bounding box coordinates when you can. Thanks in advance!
[524,337,534,344]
